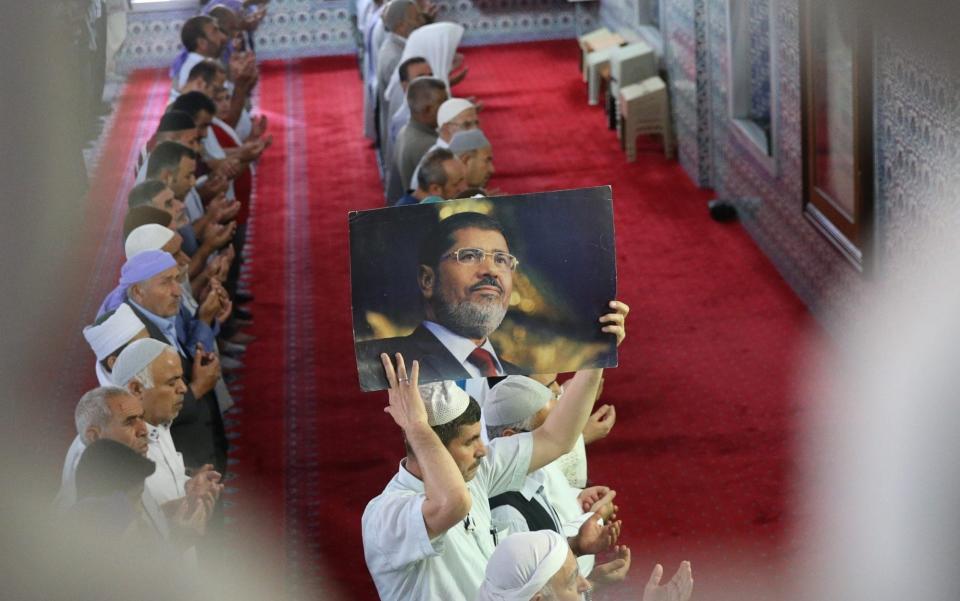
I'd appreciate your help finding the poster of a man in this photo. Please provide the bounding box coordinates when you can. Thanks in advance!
[350,187,617,391]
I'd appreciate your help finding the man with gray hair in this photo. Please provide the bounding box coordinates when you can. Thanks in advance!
[112,339,222,509]
[386,76,447,202]
[449,128,496,191]
[408,97,478,190]
[394,147,468,206]
[55,386,149,511]
[477,530,694,601]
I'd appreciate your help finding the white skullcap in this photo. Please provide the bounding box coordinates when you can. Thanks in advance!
[82,304,147,361]
[419,381,470,426]
[476,531,570,601]
[437,98,475,129]
[484,376,552,427]
[449,128,491,155]
[125,224,174,259]
[111,339,173,387]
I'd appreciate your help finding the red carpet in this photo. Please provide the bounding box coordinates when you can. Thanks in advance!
[77,39,813,599]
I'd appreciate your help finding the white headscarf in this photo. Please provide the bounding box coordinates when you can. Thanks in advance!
[476,531,570,601]
[383,22,465,119]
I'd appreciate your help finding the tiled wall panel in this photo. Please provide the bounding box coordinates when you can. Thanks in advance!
[116,0,597,72]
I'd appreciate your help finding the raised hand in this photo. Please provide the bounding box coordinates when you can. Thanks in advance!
[578,486,617,520]
[573,512,620,556]
[643,561,694,601]
[590,545,632,587]
[599,299,630,346]
[380,353,427,432]
[583,403,616,444]
[190,343,221,398]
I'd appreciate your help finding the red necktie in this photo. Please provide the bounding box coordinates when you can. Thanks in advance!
[467,347,499,377]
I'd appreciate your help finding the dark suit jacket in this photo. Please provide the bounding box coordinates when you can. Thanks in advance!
[355,324,525,391]
[126,302,228,474]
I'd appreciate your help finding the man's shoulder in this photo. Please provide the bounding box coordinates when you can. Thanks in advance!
[355,326,468,390]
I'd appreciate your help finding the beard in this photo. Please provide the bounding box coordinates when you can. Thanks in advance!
[434,286,508,340]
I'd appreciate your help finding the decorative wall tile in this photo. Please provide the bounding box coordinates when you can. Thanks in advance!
[116,0,594,72]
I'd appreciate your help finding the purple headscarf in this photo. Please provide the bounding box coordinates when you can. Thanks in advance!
[97,250,177,318]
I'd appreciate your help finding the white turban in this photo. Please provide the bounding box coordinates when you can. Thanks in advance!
[111,339,173,387]
[437,97,474,129]
[419,381,470,426]
[476,531,570,601]
[83,304,149,386]
[83,304,146,361]
[125,223,174,259]
[484,376,552,428]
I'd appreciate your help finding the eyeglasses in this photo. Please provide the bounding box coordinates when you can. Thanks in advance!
[442,248,519,271]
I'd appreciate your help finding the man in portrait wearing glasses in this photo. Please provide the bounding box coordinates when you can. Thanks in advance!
[356,211,524,391]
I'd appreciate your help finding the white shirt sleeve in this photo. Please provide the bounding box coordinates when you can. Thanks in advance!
[477,432,534,498]
[364,492,444,571]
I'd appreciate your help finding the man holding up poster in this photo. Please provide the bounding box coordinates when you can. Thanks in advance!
[357,211,521,389]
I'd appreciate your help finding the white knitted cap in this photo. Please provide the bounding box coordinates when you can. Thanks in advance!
[125,224,174,259]
[483,376,552,427]
[111,339,173,387]
[419,381,470,426]
[437,98,475,129]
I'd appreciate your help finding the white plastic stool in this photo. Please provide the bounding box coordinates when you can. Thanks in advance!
[578,27,612,81]
[607,41,657,128]
[619,76,673,161]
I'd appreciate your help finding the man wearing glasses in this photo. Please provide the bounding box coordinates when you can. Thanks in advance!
[357,211,524,390]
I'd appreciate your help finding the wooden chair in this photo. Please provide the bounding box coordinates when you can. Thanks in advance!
[619,76,673,161]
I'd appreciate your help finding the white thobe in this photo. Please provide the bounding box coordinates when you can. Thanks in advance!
[145,422,189,506]
[362,433,533,601]
[490,461,595,576]
[54,435,87,512]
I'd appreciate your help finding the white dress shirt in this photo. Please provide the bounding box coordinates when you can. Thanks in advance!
[145,422,189,506]
[422,320,505,379]
[362,432,533,601]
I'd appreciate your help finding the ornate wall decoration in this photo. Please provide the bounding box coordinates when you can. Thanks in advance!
[116,0,595,72]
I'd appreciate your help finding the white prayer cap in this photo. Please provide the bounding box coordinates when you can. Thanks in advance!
[484,376,552,427]
[476,531,570,601]
[437,98,475,129]
[125,224,175,259]
[449,128,491,155]
[82,304,147,361]
[419,381,470,426]
[111,339,173,387]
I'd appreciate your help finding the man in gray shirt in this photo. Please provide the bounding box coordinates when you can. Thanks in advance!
[387,76,447,203]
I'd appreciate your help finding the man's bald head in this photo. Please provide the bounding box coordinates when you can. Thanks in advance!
[383,0,423,37]
[407,77,448,127]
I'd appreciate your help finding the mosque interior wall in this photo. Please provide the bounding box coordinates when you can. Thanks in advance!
[116,0,599,73]
[601,0,960,320]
